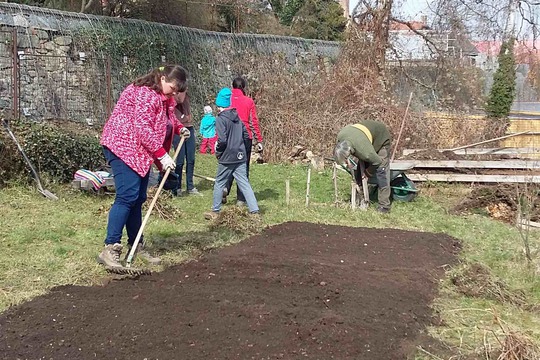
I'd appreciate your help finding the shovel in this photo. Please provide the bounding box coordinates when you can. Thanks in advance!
[2,119,58,200]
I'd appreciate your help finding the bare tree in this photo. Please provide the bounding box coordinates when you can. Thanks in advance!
[352,0,394,81]
[428,0,539,41]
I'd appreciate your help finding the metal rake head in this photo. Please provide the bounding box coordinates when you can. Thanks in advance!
[104,266,152,277]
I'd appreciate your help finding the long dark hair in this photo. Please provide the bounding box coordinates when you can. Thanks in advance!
[133,64,188,93]
[232,76,247,95]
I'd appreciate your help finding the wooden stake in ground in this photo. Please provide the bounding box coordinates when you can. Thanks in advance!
[391,92,413,163]
[333,163,338,204]
[285,179,290,206]
[351,181,357,210]
[305,167,311,207]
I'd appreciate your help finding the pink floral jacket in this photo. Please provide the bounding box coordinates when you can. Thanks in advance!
[100,84,184,177]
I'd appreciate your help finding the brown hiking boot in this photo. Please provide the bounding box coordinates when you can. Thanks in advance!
[97,243,123,268]
[125,243,161,265]
[249,212,262,220]
[204,211,219,220]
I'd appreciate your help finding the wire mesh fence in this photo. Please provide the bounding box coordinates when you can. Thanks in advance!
[17,54,110,122]
[0,28,14,114]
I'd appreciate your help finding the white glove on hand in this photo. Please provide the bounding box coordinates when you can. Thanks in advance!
[256,142,263,152]
[158,153,176,171]
[180,127,190,138]
[214,141,218,152]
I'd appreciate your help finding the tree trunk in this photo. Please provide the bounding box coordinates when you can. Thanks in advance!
[372,0,393,89]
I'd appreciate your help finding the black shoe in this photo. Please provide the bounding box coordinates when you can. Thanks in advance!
[222,188,228,204]
[377,206,390,214]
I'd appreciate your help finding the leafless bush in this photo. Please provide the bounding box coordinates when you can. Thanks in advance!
[253,29,502,162]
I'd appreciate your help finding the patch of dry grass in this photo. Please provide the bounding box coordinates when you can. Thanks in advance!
[208,206,265,235]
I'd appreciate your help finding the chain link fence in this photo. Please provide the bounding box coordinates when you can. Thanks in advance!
[0,28,14,115]
[18,53,110,122]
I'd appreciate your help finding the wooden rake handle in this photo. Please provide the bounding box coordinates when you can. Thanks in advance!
[125,135,186,266]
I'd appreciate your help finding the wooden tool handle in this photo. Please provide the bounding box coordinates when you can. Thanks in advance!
[125,135,186,266]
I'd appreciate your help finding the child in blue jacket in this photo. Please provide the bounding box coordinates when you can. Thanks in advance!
[204,88,259,220]
[199,105,217,154]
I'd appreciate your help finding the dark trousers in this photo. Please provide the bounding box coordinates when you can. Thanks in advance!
[172,127,196,191]
[226,138,252,202]
[354,146,391,209]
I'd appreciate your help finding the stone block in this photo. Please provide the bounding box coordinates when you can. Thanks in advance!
[53,36,72,46]
[17,34,39,49]
[33,29,49,40]
[43,41,56,51]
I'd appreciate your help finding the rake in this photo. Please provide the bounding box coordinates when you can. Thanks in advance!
[105,135,186,276]
[2,119,58,200]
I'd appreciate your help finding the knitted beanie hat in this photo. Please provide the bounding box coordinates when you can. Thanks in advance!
[215,88,232,108]
[203,105,213,114]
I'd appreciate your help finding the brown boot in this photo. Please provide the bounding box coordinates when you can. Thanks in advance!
[97,243,123,268]
[204,211,219,220]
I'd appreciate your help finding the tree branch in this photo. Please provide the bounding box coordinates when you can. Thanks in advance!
[80,0,97,13]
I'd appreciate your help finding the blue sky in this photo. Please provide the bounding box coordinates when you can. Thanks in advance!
[349,0,432,20]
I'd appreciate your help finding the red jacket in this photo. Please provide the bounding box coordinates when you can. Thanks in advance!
[101,84,184,177]
[231,88,263,142]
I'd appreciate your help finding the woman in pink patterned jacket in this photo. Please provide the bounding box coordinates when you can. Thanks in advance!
[98,64,190,268]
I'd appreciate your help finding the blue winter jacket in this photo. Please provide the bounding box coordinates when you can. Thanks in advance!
[199,113,216,138]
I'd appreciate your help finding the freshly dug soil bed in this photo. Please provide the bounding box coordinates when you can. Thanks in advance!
[0,222,460,360]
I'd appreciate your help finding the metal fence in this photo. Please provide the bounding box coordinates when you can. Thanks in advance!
[18,54,111,122]
[0,28,15,117]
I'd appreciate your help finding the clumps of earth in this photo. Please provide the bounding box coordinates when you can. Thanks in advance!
[452,185,540,223]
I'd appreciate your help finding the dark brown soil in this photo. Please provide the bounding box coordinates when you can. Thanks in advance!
[0,222,460,360]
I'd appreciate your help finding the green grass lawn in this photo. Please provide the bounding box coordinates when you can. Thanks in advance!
[1,153,540,358]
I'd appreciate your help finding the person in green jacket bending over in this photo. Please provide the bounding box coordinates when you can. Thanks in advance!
[334,120,392,213]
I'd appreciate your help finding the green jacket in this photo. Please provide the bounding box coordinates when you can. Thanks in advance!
[336,120,391,166]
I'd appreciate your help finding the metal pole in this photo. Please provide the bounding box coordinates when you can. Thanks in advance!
[12,28,19,120]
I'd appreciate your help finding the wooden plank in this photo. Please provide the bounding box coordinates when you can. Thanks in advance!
[407,174,540,183]
[517,218,540,228]
[393,159,540,169]
[402,148,540,156]
[444,131,531,151]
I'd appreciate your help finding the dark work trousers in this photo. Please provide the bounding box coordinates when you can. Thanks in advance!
[354,145,391,209]
[172,127,196,191]
[226,138,252,202]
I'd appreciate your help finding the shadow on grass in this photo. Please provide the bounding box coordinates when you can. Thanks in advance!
[255,188,279,201]
[148,229,230,254]
[195,179,215,192]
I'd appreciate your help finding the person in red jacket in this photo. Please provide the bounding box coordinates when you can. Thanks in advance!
[223,77,264,206]
[98,64,190,268]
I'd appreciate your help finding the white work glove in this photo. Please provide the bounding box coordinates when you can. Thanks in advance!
[158,153,176,171]
[180,127,190,138]
[256,142,263,152]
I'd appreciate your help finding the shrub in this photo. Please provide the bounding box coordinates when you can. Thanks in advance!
[486,39,516,119]
[0,120,104,184]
